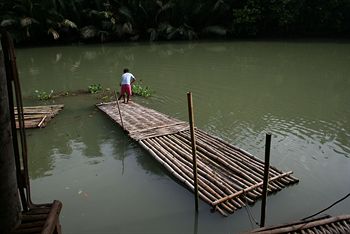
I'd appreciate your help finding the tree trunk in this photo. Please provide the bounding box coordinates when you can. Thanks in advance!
[0,45,21,233]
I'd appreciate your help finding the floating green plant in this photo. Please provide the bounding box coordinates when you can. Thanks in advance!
[132,81,153,97]
[35,89,54,100]
[88,84,102,94]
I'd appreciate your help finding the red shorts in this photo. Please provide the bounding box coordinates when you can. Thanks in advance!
[120,84,132,96]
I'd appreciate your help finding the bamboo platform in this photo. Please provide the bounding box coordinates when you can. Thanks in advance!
[247,214,350,233]
[15,105,64,129]
[11,201,62,234]
[97,101,299,216]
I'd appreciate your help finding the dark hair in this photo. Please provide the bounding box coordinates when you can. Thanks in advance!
[123,68,129,73]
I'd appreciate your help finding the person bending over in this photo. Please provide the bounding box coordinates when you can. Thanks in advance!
[118,68,136,103]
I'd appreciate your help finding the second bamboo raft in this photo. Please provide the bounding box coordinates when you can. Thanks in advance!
[247,214,350,233]
[97,101,299,216]
[15,105,64,129]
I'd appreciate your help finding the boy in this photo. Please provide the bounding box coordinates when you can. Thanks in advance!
[118,68,136,103]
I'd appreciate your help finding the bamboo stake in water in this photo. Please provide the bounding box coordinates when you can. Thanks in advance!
[114,91,124,130]
[187,92,199,212]
[260,133,272,227]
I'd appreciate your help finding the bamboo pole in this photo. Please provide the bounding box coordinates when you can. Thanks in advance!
[96,100,299,215]
[170,137,238,196]
[114,91,124,130]
[41,200,62,234]
[163,134,253,205]
[128,122,187,134]
[195,129,299,183]
[37,115,47,128]
[140,139,229,216]
[192,131,268,174]
[260,133,271,228]
[0,43,21,234]
[195,130,293,185]
[14,105,64,129]
[183,130,280,183]
[170,133,264,202]
[157,137,240,210]
[139,140,195,191]
[178,132,262,185]
[195,130,271,170]
[169,135,249,207]
[144,124,292,210]
[187,92,199,213]
[146,138,237,213]
[158,135,245,208]
[14,104,64,110]
[212,171,293,206]
[251,215,350,234]
[180,130,290,191]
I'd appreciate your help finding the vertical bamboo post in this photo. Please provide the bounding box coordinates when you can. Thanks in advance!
[187,92,199,212]
[260,133,272,227]
[0,45,21,234]
[114,91,124,130]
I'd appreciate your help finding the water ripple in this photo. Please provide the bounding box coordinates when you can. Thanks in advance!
[263,114,350,158]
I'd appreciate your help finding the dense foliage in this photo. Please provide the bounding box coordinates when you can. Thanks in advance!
[1,0,350,44]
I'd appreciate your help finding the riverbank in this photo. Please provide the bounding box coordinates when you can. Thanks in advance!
[2,0,350,46]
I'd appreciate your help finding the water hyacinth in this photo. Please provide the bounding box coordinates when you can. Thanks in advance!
[132,81,153,97]
[88,84,102,94]
[35,89,54,100]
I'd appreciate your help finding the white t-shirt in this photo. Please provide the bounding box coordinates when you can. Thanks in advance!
[120,72,135,85]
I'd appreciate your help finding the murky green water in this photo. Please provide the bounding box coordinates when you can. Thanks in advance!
[16,41,350,233]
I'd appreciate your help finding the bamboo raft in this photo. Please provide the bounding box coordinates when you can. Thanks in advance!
[247,214,350,233]
[15,105,64,129]
[97,101,299,216]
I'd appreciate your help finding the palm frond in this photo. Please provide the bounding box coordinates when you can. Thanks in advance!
[81,25,97,38]
[1,19,17,27]
[122,22,133,34]
[20,17,35,27]
[62,19,77,28]
[48,27,60,39]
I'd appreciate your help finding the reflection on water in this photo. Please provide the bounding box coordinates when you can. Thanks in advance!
[26,95,167,180]
[18,41,350,233]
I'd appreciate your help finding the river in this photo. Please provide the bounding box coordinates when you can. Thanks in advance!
[16,40,350,233]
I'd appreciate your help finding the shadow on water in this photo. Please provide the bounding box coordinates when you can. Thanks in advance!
[136,147,166,177]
